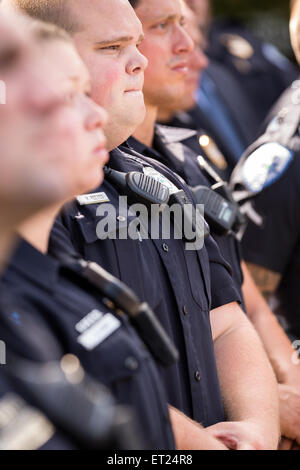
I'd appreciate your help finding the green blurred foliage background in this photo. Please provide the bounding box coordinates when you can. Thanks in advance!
[212,0,295,59]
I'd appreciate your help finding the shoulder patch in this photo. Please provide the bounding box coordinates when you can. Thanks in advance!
[242,143,293,193]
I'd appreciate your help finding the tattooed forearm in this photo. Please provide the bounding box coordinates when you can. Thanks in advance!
[246,262,282,301]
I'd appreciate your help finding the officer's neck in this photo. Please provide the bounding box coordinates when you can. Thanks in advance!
[156,106,173,123]
[133,104,157,147]
[17,204,62,254]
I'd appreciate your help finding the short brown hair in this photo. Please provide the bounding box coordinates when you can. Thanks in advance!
[6,0,82,34]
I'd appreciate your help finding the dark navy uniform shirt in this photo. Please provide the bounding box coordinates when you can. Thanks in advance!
[1,239,175,449]
[50,145,241,426]
[127,125,244,308]
[165,111,232,181]
[230,81,300,341]
[207,19,299,125]
[0,291,77,450]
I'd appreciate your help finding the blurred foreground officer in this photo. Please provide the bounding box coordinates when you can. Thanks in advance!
[0,10,91,269]
[0,15,175,450]
[156,4,300,448]
[0,294,139,450]
[230,0,300,447]
[11,0,281,450]
[0,10,77,451]
[0,11,132,450]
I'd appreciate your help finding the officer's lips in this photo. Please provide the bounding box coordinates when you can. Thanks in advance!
[124,88,143,94]
[170,61,189,75]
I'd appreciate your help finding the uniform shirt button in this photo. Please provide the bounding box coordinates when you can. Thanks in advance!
[162,243,169,253]
[183,306,188,316]
[125,356,139,371]
[117,215,126,222]
[195,371,201,382]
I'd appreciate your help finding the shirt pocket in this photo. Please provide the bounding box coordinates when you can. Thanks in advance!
[77,319,148,385]
[74,204,140,244]
[73,207,153,303]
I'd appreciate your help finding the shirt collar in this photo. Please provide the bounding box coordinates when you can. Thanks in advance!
[127,125,197,154]
[126,136,145,154]
[127,133,184,175]
[155,124,197,144]
[6,238,60,292]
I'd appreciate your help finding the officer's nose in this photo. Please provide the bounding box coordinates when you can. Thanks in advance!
[173,25,194,56]
[126,48,148,75]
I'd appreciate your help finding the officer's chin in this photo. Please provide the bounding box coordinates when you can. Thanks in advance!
[124,90,145,105]
[126,100,146,129]
[74,170,105,198]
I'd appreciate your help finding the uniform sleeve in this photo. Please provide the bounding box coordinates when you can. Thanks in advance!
[241,157,300,274]
[205,234,242,310]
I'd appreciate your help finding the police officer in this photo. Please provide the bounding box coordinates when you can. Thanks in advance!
[0,18,176,450]
[0,12,138,450]
[192,0,298,128]
[230,0,300,345]
[207,11,298,122]
[229,0,300,447]
[154,3,300,448]
[0,10,97,269]
[0,12,76,451]
[166,0,299,174]
[128,4,244,301]
[2,236,175,449]
[158,3,257,178]
[12,0,281,450]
